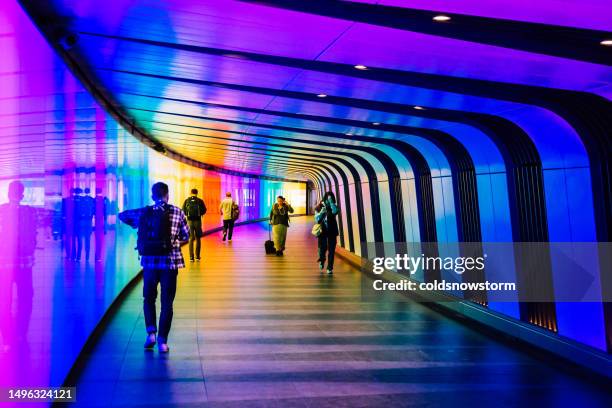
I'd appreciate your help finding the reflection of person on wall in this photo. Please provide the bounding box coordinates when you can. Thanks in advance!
[315,191,339,275]
[62,188,78,259]
[94,188,109,262]
[219,192,238,242]
[51,193,63,240]
[75,188,95,262]
[182,189,206,262]
[0,181,36,348]
[269,195,294,256]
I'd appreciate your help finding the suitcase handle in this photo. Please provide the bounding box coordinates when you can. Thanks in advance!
[268,223,272,240]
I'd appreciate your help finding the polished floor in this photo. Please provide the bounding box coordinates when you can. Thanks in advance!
[73,218,611,407]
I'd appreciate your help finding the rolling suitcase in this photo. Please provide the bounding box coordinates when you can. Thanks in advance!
[265,224,276,254]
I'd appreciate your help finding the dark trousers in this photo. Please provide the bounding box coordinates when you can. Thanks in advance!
[223,219,235,240]
[188,219,202,259]
[318,235,337,270]
[64,230,76,258]
[143,268,178,342]
[76,231,91,260]
[94,226,105,261]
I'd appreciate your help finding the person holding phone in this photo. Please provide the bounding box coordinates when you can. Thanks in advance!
[314,191,339,274]
[269,195,294,256]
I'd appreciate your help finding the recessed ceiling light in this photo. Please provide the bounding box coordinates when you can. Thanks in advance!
[433,15,451,22]
[345,132,353,136]
[600,39,612,46]
[414,106,425,110]
[317,94,327,98]
[372,122,380,126]
[354,64,368,70]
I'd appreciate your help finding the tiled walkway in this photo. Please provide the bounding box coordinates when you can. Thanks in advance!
[73,218,611,407]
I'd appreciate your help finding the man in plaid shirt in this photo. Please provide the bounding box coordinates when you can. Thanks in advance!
[119,182,189,353]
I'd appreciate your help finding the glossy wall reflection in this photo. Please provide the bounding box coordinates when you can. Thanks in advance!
[0,0,305,390]
[3,0,610,391]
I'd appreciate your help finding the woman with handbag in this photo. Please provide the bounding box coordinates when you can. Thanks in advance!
[314,191,339,274]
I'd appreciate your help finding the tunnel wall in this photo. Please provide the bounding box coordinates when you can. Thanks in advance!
[305,86,611,357]
[0,0,305,389]
[312,123,610,357]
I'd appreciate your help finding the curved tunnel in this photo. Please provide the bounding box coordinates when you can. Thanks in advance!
[1,0,611,402]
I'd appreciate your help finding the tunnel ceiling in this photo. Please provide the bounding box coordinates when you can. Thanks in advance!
[19,0,612,182]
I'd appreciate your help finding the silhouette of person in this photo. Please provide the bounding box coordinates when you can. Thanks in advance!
[0,181,37,348]
[51,192,63,240]
[219,192,238,241]
[62,188,78,259]
[182,188,206,262]
[75,188,95,262]
[94,188,109,262]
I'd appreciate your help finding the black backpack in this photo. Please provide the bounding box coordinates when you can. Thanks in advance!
[137,206,172,256]
[185,197,205,219]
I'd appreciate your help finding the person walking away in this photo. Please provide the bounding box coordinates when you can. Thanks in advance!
[269,195,294,256]
[94,188,110,262]
[75,188,95,262]
[119,182,189,353]
[182,188,207,262]
[315,191,339,274]
[219,192,236,242]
